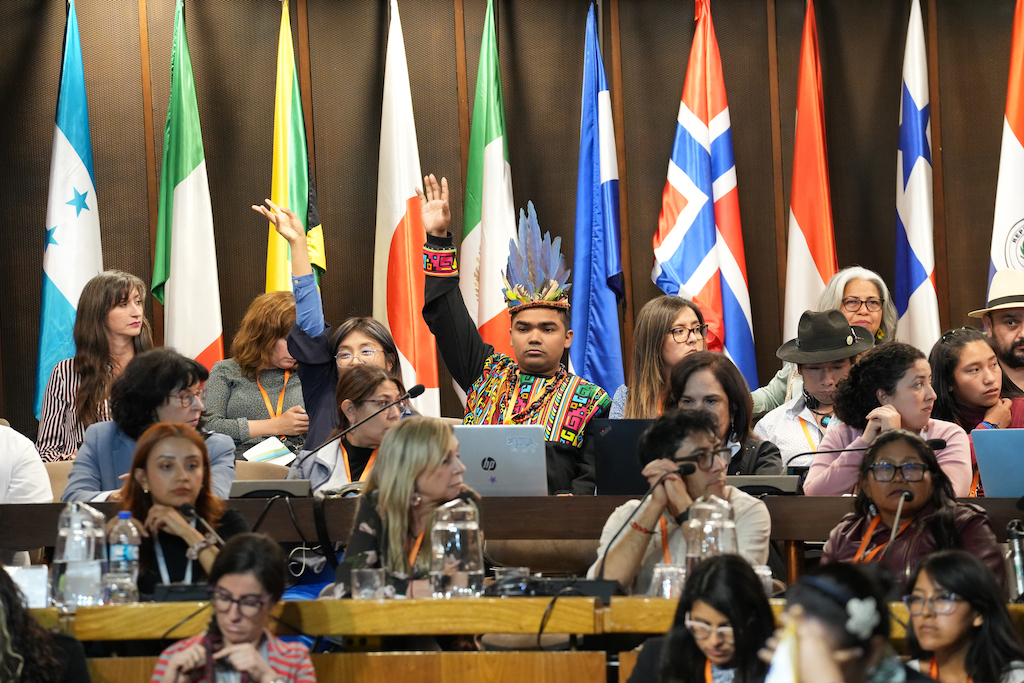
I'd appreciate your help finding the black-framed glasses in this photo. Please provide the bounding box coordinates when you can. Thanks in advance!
[169,389,204,409]
[364,397,408,413]
[841,297,884,313]
[336,348,382,364]
[676,447,731,472]
[868,462,927,482]
[902,592,962,615]
[211,587,271,617]
[669,325,709,344]
[940,326,975,343]
[684,613,734,641]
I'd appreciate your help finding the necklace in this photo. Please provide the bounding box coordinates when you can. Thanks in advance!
[808,406,834,426]
[507,366,567,423]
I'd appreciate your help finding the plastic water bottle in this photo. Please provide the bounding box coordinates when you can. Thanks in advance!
[102,512,140,604]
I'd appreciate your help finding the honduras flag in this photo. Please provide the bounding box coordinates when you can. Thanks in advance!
[570,4,625,397]
[35,0,103,418]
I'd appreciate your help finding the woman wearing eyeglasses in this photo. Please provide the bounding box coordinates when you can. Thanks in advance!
[821,430,1003,587]
[904,550,1024,683]
[152,533,315,683]
[255,199,405,451]
[610,296,710,419]
[290,364,406,493]
[626,555,774,683]
[62,348,236,503]
[588,409,771,594]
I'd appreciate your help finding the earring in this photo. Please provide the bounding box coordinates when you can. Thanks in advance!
[143,488,149,494]
[411,493,422,506]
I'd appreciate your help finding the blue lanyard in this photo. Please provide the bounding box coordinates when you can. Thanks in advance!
[153,518,197,585]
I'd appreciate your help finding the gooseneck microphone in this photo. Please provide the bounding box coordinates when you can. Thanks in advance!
[877,490,914,562]
[180,503,225,546]
[287,384,425,480]
[788,438,947,464]
[596,461,697,582]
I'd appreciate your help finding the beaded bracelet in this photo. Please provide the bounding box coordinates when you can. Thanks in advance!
[630,521,655,535]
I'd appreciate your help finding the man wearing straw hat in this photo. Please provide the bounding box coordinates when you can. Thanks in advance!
[969,269,1024,397]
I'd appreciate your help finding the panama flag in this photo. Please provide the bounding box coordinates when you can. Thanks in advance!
[372,0,440,417]
[35,0,103,418]
[895,0,940,351]
[569,4,625,397]
[462,0,517,358]
[652,0,758,385]
[783,0,837,341]
[265,0,326,292]
[152,0,223,370]
[990,0,1024,278]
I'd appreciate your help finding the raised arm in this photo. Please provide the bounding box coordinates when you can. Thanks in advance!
[253,199,312,277]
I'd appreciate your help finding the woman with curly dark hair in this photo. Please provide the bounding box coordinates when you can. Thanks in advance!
[804,342,970,496]
[0,568,90,682]
[61,348,236,503]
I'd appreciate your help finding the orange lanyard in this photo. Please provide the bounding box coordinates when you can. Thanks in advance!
[704,660,713,683]
[798,417,818,451]
[929,657,972,683]
[256,370,290,419]
[853,515,913,564]
[659,518,671,564]
[407,528,425,568]
[341,443,378,483]
[969,466,981,498]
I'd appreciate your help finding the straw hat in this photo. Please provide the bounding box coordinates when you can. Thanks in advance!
[968,269,1024,318]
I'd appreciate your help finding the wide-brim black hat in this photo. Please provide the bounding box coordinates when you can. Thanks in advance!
[776,309,874,363]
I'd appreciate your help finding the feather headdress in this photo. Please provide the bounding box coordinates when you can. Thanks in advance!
[502,201,571,311]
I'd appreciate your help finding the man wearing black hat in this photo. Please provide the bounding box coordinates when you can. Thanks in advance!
[754,310,874,467]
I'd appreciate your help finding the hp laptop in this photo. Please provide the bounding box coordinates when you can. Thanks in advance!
[454,425,548,496]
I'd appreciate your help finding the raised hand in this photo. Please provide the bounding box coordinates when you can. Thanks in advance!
[416,174,451,237]
[253,199,304,244]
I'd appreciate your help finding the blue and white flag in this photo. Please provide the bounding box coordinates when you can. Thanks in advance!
[36,0,103,418]
[570,4,624,397]
[895,0,940,352]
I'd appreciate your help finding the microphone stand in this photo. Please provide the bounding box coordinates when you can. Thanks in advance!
[877,490,913,562]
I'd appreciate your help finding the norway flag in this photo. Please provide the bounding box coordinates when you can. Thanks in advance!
[652,0,757,385]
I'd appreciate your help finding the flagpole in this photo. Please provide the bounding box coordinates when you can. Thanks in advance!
[137,0,162,346]
[925,0,949,330]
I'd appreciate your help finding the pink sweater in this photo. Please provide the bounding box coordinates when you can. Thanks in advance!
[804,419,971,497]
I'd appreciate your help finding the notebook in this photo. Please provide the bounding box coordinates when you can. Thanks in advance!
[971,428,1024,498]
[454,425,548,496]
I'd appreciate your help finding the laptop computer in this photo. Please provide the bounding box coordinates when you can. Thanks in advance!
[454,425,548,496]
[971,429,1024,498]
[592,419,653,495]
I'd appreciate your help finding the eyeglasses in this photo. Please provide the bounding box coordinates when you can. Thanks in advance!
[684,613,734,642]
[868,462,928,482]
[365,397,408,413]
[336,349,382,364]
[841,297,884,313]
[940,326,975,343]
[676,447,731,472]
[169,390,204,409]
[211,587,270,617]
[669,325,709,344]
[902,592,962,616]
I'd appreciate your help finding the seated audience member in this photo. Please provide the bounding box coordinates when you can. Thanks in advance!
[254,199,404,451]
[205,290,307,454]
[152,533,315,683]
[37,270,152,461]
[0,568,90,683]
[289,364,404,492]
[120,423,249,596]
[336,416,469,597]
[587,409,770,594]
[766,563,933,682]
[753,266,898,414]
[665,352,783,475]
[611,295,709,419]
[62,348,236,502]
[0,425,53,565]
[929,326,1024,495]
[754,310,873,468]
[970,268,1024,397]
[821,430,1002,587]
[417,175,610,494]
[626,555,774,683]
[805,342,971,496]
[905,550,1024,683]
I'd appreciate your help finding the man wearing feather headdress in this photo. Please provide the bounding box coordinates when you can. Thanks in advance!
[417,174,611,495]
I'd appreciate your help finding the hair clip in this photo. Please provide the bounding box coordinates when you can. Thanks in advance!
[845,596,880,641]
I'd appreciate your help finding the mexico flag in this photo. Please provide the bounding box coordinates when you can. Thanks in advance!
[372,0,440,417]
[462,0,516,357]
[152,0,223,370]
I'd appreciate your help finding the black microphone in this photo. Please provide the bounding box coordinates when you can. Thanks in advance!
[878,490,914,561]
[788,438,947,463]
[180,503,225,546]
[596,461,697,582]
[287,384,425,480]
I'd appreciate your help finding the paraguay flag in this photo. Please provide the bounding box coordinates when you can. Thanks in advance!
[652,0,757,385]
[36,0,103,418]
[990,0,1024,279]
[895,0,940,352]
[569,4,625,397]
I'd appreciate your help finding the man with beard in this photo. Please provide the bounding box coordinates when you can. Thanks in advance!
[969,269,1024,397]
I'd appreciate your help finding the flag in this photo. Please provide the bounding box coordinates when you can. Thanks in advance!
[152,0,223,370]
[462,0,516,358]
[990,0,1024,278]
[651,0,758,385]
[569,4,625,396]
[895,0,940,351]
[265,0,325,292]
[784,0,837,341]
[36,0,103,418]
[372,0,440,416]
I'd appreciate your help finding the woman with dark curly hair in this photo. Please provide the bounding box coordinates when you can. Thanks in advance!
[62,348,236,502]
[804,342,970,496]
[821,430,1002,587]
